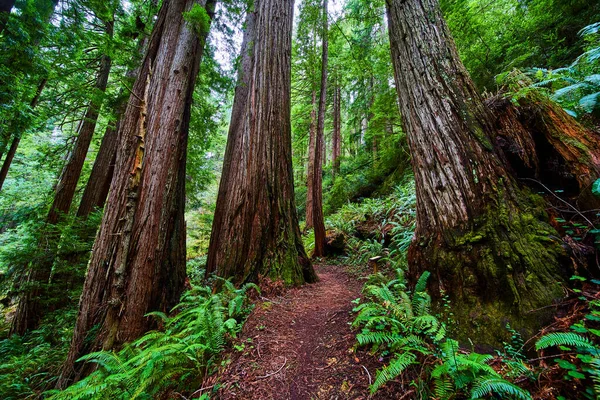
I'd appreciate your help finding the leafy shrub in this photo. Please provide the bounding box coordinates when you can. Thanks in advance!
[533,287,600,400]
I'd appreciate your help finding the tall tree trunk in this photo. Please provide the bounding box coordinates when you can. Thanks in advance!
[205,0,317,287]
[386,0,572,345]
[305,89,317,229]
[9,21,114,336]
[311,0,328,257]
[0,0,15,35]
[75,122,118,217]
[332,84,341,176]
[48,53,113,224]
[57,0,216,386]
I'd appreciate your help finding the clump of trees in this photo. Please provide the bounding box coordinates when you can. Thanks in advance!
[0,0,599,397]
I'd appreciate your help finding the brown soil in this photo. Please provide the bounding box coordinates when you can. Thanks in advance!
[206,264,406,400]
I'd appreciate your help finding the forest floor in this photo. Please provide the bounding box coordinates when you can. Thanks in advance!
[205,264,405,399]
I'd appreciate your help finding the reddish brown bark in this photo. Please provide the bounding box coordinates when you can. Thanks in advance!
[386,0,571,345]
[57,0,216,386]
[332,84,341,175]
[75,122,118,217]
[77,11,156,218]
[206,0,317,287]
[305,89,317,229]
[48,53,113,223]
[311,0,328,257]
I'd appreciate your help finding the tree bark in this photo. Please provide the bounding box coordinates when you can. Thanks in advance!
[57,0,216,386]
[332,84,341,176]
[386,0,572,345]
[311,0,328,257]
[305,89,317,229]
[75,122,119,218]
[48,53,113,223]
[205,0,317,287]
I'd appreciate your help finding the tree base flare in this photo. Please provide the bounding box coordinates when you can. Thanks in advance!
[408,204,572,348]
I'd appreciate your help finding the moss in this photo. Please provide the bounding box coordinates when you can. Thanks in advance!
[183,4,211,36]
[411,192,571,348]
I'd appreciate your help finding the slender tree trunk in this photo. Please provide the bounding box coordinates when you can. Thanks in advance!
[0,0,14,35]
[386,0,572,345]
[311,0,328,257]
[75,122,118,217]
[57,0,216,386]
[205,0,317,287]
[305,89,317,229]
[48,53,113,223]
[332,84,341,176]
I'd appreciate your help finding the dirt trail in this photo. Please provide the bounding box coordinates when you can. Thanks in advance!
[212,264,401,399]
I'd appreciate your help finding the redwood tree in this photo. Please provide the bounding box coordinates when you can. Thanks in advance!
[57,0,216,386]
[206,0,317,286]
[310,0,328,256]
[331,83,341,176]
[305,89,317,229]
[386,0,572,344]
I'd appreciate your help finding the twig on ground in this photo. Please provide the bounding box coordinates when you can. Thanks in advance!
[255,357,287,380]
[361,365,372,386]
[188,384,216,398]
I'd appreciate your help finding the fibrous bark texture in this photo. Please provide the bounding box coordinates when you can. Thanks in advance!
[311,0,328,257]
[57,0,215,386]
[332,84,341,175]
[306,89,317,230]
[386,0,572,345]
[77,15,155,218]
[206,0,317,287]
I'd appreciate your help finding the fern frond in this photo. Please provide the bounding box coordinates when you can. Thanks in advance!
[535,332,595,351]
[370,352,417,393]
[470,377,532,400]
[414,271,430,293]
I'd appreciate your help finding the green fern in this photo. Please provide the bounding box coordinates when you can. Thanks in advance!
[470,377,532,400]
[48,282,258,399]
[535,332,595,351]
[371,352,417,393]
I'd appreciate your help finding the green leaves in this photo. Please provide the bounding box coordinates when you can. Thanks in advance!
[183,3,211,36]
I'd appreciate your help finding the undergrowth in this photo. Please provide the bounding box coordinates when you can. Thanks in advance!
[326,177,416,274]
[352,268,600,398]
[46,280,257,399]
